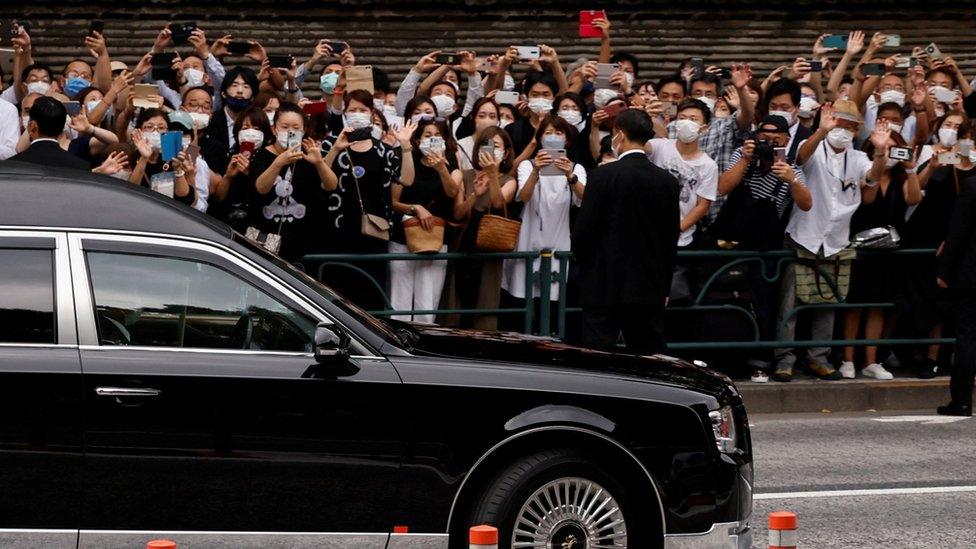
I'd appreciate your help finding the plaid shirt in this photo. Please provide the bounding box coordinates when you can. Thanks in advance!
[668,116,747,224]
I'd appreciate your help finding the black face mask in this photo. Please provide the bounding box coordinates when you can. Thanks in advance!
[225,96,252,112]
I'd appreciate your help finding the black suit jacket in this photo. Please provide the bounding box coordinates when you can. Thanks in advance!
[787,123,812,164]
[938,170,976,289]
[8,140,90,171]
[202,107,233,176]
[572,151,681,308]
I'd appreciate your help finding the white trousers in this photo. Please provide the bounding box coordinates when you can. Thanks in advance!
[388,241,448,324]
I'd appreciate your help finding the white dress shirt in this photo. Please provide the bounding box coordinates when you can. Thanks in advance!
[0,97,20,159]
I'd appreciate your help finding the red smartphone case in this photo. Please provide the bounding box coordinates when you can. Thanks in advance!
[579,10,606,38]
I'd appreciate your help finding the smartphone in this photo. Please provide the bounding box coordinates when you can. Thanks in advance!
[823,34,849,49]
[344,64,374,94]
[226,40,251,55]
[894,57,917,69]
[495,90,520,105]
[478,141,496,159]
[302,101,328,115]
[327,41,347,54]
[435,52,459,65]
[515,46,540,61]
[151,52,177,81]
[579,10,607,38]
[476,58,492,73]
[132,83,160,108]
[808,60,824,72]
[601,101,627,119]
[168,21,196,45]
[594,62,619,89]
[89,19,104,37]
[348,127,372,142]
[933,86,958,103]
[888,146,912,161]
[0,48,14,76]
[286,130,302,149]
[938,151,960,165]
[62,101,81,116]
[884,34,901,47]
[185,144,200,164]
[239,140,256,159]
[540,148,567,176]
[429,136,446,154]
[925,42,944,60]
[160,131,184,162]
[661,101,678,117]
[1,20,18,42]
[690,57,704,79]
[719,67,732,79]
[150,173,175,198]
[774,147,788,164]
[268,55,293,69]
[862,63,887,77]
[959,140,974,157]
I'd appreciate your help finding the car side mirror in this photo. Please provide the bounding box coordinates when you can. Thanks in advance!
[314,323,351,365]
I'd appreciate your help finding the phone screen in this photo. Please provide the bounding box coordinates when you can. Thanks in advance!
[269,55,293,69]
[63,101,81,116]
[227,41,251,55]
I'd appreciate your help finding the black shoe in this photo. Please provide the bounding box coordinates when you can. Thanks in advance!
[917,358,939,379]
[937,402,972,417]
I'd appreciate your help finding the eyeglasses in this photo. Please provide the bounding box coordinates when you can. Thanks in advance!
[141,125,168,132]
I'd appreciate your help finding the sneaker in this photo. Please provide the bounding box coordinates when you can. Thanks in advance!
[751,370,769,383]
[917,357,939,379]
[839,361,856,379]
[862,363,894,380]
[937,402,973,417]
[809,361,841,380]
[771,364,793,383]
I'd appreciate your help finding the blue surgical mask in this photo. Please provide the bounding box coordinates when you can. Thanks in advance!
[320,73,339,94]
[541,134,565,149]
[65,77,91,99]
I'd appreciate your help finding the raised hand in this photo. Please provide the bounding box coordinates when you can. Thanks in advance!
[133,130,153,158]
[846,31,865,56]
[870,120,891,150]
[93,150,130,176]
[211,35,232,58]
[395,118,417,145]
[813,34,835,57]
[592,16,611,40]
[819,103,838,131]
[458,50,478,75]
[415,51,441,73]
[730,63,752,89]
[301,138,324,163]
[532,149,553,170]
[85,30,108,59]
[153,27,173,52]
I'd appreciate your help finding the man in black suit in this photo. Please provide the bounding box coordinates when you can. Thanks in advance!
[572,109,680,354]
[9,97,89,171]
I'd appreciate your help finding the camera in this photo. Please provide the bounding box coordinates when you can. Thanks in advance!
[752,138,775,165]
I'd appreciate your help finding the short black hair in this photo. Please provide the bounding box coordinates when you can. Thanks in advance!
[610,52,640,78]
[764,78,801,111]
[21,62,54,83]
[220,66,260,97]
[676,97,712,124]
[430,79,458,99]
[273,101,306,128]
[690,73,722,95]
[521,70,559,97]
[614,108,654,144]
[134,108,169,131]
[28,96,67,138]
[655,75,686,95]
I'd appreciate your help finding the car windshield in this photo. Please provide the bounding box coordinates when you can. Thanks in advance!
[232,234,402,345]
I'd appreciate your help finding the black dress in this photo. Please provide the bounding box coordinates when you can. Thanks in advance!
[848,173,909,303]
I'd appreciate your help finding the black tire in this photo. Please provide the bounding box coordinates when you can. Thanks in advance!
[466,448,658,549]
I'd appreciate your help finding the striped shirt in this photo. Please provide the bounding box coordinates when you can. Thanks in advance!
[725,147,805,217]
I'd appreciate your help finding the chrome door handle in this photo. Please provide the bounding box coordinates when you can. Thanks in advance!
[95,387,161,398]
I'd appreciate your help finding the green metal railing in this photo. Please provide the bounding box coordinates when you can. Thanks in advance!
[299,248,955,351]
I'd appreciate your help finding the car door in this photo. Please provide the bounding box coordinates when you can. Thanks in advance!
[0,231,81,547]
[69,233,405,546]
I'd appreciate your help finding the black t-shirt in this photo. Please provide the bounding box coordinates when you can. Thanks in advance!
[903,165,963,248]
[248,147,329,261]
[505,117,536,160]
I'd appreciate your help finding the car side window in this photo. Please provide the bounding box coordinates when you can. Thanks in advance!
[0,249,55,344]
[86,252,316,352]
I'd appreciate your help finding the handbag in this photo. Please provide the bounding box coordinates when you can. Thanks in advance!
[347,152,390,241]
[476,202,521,252]
[794,246,857,304]
[403,216,446,253]
[851,226,901,249]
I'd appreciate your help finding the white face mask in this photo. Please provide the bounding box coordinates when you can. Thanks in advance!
[431,94,456,117]
[593,88,618,109]
[27,81,51,95]
[696,96,716,112]
[935,107,946,119]
[144,130,162,151]
[188,112,211,130]
[558,109,582,126]
[183,68,206,89]
[675,119,701,143]
[85,100,101,114]
[879,90,906,107]
[493,149,505,163]
[768,109,795,126]
[503,74,516,92]
[266,111,276,126]
[798,97,819,118]
[182,135,192,149]
[499,119,513,129]
[345,112,373,129]
[21,115,29,130]
[527,98,553,115]
[238,128,264,146]
[411,113,435,125]
[382,104,398,119]
[277,130,303,149]
[826,127,854,150]
[372,98,386,112]
[371,124,383,141]
[939,127,958,146]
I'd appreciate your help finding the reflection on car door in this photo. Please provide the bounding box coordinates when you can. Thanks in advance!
[0,233,82,547]
[71,235,404,546]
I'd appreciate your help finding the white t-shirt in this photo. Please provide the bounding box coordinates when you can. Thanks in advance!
[787,140,874,256]
[647,138,718,247]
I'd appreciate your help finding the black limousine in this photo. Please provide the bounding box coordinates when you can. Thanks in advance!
[0,163,752,549]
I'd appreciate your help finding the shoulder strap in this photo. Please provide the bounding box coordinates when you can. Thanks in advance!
[344,150,368,215]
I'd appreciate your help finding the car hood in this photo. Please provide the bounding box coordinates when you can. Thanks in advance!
[396,323,738,402]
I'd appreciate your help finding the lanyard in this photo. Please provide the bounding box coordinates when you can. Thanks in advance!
[822,141,854,191]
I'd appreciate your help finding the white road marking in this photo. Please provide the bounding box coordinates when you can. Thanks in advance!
[872,415,970,425]
[755,485,976,500]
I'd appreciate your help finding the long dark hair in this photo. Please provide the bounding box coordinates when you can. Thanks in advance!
[456,97,500,140]
[233,106,275,147]
[472,126,515,174]
[412,119,458,169]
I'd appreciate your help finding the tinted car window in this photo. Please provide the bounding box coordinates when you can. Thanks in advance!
[87,252,316,352]
[0,249,55,344]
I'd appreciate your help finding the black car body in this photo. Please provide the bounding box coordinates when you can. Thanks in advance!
[0,163,752,548]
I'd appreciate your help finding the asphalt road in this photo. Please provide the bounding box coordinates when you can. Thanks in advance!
[750,411,976,548]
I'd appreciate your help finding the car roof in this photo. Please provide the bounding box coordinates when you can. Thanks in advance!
[0,161,232,241]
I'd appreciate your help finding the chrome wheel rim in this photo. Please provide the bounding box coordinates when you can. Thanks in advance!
[511,476,628,548]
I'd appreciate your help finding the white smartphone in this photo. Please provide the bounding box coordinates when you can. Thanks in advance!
[595,63,620,89]
[540,148,566,176]
[938,151,960,165]
[959,139,974,157]
[429,136,445,154]
[495,90,520,105]
[515,46,540,61]
[884,34,901,47]
[933,86,958,104]
[925,42,944,60]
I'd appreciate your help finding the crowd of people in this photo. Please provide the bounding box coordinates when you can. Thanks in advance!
[3,18,976,410]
